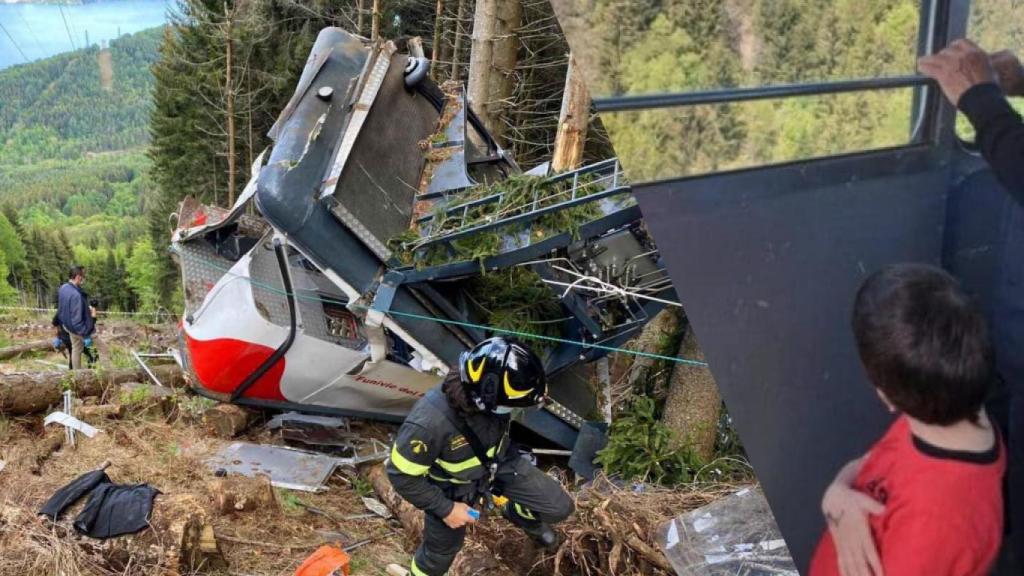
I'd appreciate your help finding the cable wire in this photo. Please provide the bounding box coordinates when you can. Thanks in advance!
[0,21,30,64]
[184,255,708,367]
[14,7,45,60]
[57,2,76,51]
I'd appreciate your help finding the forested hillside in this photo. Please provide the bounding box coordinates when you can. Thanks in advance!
[0,28,163,310]
[0,27,161,164]
[558,0,1024,181]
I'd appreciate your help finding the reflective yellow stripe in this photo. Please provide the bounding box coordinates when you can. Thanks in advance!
[390,445,430,476]
[428,473,471,484]
[410,558,429,576]
[436,446,497,474]
[514,502,536,521]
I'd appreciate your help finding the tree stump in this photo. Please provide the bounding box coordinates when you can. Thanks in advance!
[209,474,279,515]
[202,404,256,438]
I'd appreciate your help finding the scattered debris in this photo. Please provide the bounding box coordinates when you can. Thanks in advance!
[131,350,166,387]
[294,544,350,576]
[361,496,391,519]
[44,411,100,439]
[657,486,796,576]
[206,441,386,492]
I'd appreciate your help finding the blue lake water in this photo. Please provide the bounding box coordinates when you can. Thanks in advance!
[0,0,171,70]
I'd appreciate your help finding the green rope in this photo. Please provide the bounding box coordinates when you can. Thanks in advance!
[188,255,709,367]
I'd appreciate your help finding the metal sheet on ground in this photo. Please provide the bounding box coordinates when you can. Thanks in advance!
[206,442,344,492]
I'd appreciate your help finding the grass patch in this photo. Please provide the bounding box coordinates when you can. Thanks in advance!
[120,386,151,406]
[351,475,374,498]
[276,488,306,515]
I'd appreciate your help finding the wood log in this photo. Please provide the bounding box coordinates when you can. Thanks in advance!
[104,493,229,575]
[358,462,423,538]
[0,340,51,361]
[1,427,65,475]
[626,309,679,390]
[202,403,256,438]
[78,404,123,420]
[209,474,278,515]
[0,364,184,416]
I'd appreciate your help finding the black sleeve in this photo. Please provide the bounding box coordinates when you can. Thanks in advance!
[386,421,454,519]
[958,82,1024,207]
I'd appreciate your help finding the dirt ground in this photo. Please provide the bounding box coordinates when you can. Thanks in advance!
[0,313,746,576]
[0,412,412,576]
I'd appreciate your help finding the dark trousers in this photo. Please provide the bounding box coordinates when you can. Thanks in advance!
[411,457,574,576]
[994,310,1024,567]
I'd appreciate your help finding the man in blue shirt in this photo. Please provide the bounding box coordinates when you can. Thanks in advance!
[56,264,95,370]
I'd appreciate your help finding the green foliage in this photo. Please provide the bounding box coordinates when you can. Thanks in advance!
[125,237,163,313]
[120,386,152,406]
[276,488,306,515]
[0,27,160,309]
[351,475,374,498]
[585,0,925,181]
[596,396,696,486]
[466,268,564,343]
[0,28,161,165]
[391,175,602,269]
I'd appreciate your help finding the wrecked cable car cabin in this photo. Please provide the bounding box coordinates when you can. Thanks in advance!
[170,28,673,453]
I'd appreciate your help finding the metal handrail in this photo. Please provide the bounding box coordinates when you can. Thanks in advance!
[416,158,623,226]
[593,75,934,113]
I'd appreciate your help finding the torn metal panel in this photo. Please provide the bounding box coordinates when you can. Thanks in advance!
[206,441,387,492]
[44,412,100,439]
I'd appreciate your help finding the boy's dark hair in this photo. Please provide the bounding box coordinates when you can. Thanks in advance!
[68,264,85,280]
[852,263,993,425]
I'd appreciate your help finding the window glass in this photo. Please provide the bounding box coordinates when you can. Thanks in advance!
[565,0,924,98]
[555,0,926,181]
[955,0,1024,143]
[602,89,917,182]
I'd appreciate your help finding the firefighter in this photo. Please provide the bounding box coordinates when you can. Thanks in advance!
[387,337,574,576]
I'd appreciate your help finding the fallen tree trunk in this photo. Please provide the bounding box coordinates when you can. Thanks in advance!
[0,340,51,361]
[0,364,184,416]
[78,404,124,420]
[358,462,423,538]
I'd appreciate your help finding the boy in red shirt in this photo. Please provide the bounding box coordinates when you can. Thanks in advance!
[810,264,1005,576]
